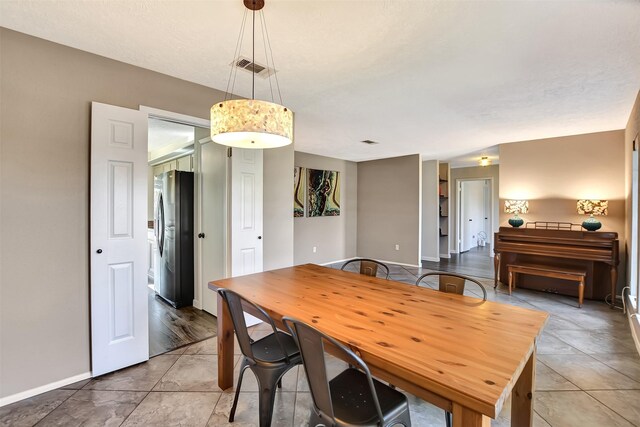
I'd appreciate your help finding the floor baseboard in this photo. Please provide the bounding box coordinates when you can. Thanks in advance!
[0,371,92,407]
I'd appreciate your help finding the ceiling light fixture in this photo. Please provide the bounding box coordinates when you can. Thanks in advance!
[479,156,491,167]
[211,0,293,149]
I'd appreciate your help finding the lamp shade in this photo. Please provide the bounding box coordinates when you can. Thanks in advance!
[211,99,294,149]
[577,200,608,216]
[504,200,529,214]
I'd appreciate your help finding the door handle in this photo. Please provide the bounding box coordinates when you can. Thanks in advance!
[96,249,103,254]
[469,219,473,221]
[198,233,205,238]
[258,236,262,240]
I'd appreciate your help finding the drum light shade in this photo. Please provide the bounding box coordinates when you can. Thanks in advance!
[211,99,293,149]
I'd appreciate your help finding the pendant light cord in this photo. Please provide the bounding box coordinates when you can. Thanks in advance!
[223,1,283,105]
[225,9,248,101]
[252,8,255,100]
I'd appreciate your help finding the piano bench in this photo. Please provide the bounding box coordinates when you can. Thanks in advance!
[507,264,586,308]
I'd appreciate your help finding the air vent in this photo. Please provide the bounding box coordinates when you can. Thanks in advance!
[361,140,379,145]
[231,56,275,78]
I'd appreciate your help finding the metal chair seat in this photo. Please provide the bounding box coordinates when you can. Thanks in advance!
[217,289,302,427]
[250,331,300,363]
[330,368,410,425]
[284,317,411,427]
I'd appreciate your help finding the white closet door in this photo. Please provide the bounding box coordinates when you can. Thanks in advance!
[230,148,263,276]
[199,139,227,316]
[230,148,263,326]
[90,102,149,376]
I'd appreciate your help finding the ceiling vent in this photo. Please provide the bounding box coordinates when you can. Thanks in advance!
[361,139,379,145]
[231,56,275,79]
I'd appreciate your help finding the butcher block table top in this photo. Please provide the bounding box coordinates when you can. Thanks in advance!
[209,264,548,427]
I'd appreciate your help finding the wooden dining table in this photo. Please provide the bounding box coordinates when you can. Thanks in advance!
[209,264,548,427]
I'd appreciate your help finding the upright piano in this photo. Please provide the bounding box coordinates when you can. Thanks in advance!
[494,226,619,302]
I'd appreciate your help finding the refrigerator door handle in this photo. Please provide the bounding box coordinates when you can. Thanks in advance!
[157,193,165,257]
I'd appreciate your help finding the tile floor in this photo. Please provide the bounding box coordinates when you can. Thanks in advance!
[1,263,638,426]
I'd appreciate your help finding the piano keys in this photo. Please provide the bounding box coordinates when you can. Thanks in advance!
[494,226,619,304]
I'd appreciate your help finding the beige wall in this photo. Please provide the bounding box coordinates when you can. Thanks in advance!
[499,130,626,290]
[357,155,421,265]
[293,152,357,265]
[0,28,293,398]
[450,165,500,253]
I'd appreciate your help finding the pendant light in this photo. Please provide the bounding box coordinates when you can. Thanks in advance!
[211,0,293,149]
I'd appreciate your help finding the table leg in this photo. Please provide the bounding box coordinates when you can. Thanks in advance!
[610,265,618,309]
[217,293,234,390]
[452,403,490,427]
[578,278,585,308]
[508,270,513,295]
[511,349,535,427]
[494,253,500,288]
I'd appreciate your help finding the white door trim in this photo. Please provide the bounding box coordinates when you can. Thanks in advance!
[139,106,211,128]
[141,107,214,310]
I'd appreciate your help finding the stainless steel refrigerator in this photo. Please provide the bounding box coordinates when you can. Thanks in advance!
[154,170,194,308]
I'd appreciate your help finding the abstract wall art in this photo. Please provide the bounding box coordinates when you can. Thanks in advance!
[294,166,305,217]
[307,169,340,217]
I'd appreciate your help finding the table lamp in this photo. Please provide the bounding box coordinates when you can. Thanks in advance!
[577,200,608,231]
[504,200,529,227]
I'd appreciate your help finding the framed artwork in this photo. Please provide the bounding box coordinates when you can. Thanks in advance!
[307,169,340,217]
[294,166,305,217]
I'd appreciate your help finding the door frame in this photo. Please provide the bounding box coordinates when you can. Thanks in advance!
[139,106,214,310]
[455,177,495,256]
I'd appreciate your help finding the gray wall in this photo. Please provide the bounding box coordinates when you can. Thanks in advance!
[421,160,439,261]
[293,152,357,265]
[449,165,499,253]
[264,145,295,270]
[0,28,293,398]
[357,155,421,265]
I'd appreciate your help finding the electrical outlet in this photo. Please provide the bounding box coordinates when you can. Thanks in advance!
[395,244,400,251]
[312,246,317,253]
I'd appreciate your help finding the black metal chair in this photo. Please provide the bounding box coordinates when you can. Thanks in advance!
[283,317,411,427]
[341,258,390,279]
[415,271,487,301]
[217,289,302,427]
[415,272,487,427]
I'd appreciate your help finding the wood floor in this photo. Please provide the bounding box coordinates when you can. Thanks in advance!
[422,244,494,279]
[148,288,217,357]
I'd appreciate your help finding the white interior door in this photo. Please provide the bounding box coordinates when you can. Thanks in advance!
[230,148,263,326]
[460,180,484,252]
[90,102,149,376]
[231,148,264,276]
[199,138,227,316]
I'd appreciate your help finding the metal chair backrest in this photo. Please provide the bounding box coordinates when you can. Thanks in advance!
[217,288,291,364]
[283,317,386,424]
[416,272,487,301]
[341,258,390,279]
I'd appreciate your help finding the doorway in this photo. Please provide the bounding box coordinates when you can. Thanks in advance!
[458,179,492,256]
[147,118,220,357]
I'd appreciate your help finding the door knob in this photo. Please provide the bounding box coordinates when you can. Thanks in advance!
[198,233,205,238]
[96,249,103,254]
[258,236,262,240]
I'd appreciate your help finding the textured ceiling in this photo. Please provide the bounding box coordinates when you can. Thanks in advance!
[2,0,639,162]
[148,118,194,152]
